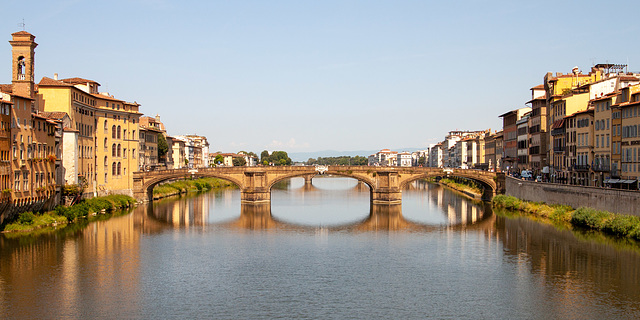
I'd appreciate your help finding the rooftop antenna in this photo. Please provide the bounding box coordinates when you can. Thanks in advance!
[18,19,26,31]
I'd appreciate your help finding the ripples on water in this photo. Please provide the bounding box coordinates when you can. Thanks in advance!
[1,177,640,319]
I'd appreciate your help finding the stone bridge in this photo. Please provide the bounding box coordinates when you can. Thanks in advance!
[133,166,504,204]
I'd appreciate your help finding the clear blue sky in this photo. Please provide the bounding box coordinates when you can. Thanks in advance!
[3,0,639,154]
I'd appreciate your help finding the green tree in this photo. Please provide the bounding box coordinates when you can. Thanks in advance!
[418,156,426,166]
[214,154,224,165]
[260,150,270,163]
[157,134,168,162]
[232,157,246,166]
[270,151,291,166]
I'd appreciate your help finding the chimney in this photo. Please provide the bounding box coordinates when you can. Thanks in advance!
[54,73,58,80]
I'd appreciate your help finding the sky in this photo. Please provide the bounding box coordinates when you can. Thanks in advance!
[2,0,640,155]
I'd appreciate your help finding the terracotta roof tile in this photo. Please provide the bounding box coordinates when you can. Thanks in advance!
[61,77,101,86]
[38,77,74,87]
[42,111,69,120]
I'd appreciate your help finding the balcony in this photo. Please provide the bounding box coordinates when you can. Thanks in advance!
[572,164,590,172]
[592,163,610,172]
[553,146,565,153]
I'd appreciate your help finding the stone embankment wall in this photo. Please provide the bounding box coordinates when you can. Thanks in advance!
[505,176,639,216]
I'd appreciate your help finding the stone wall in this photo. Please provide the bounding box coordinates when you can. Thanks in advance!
[505,176,640,216]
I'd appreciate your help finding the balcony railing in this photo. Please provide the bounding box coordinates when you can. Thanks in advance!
[592,164,610,172]
[572,164,590,171]
[553,146,565,153]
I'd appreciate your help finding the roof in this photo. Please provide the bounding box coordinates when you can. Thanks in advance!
[42,111,69,120]
[0,84,12,94]
[620,76,639,82]
[60,77,101,86]
[530,84,545,90]
[38,77,75,87]
[498,110,518,118]
[568,108,594,117]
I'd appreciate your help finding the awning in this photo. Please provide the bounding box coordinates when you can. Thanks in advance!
[605,179,620,183]
[551,119,565,129]
[621,180,637,184]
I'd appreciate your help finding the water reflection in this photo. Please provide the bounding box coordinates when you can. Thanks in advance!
[139,178,492,232]
[1,178,640,318]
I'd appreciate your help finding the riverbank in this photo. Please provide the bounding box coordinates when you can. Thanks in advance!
[1,195,136,234]
[493,195,640,241]
[437,178,482,199]
[152,177,236,199]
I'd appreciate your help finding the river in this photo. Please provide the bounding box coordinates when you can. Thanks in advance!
[1,177,639,319]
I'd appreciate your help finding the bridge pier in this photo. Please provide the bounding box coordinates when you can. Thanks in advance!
[303,174,314,185]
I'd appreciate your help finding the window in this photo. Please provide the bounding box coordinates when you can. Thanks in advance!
[112,144,116,157]
[112,162,116,176]
[117,125,121,139]
[112,125,116,139]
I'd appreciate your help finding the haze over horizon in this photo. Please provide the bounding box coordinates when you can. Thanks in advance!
[3,0,639,154]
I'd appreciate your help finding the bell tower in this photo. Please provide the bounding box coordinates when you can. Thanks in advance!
[9,31,37,99]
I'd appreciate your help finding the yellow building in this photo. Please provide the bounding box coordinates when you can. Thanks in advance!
[544,67,601,182]
[592,93,615,184]
[617,84,640,189]
[37,76,141,197]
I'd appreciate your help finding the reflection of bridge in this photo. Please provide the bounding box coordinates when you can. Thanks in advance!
[133,166,504,203]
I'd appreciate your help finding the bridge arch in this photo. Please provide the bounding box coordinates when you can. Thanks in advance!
[266,172,375,194]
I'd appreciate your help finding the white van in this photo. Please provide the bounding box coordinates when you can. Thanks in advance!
[521,170,532,179]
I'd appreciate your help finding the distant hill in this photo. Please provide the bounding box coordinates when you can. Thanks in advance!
[289,148,425,162]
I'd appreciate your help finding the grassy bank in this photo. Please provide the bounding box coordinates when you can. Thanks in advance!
[493,195,640,241]
[153,177,235,198]
[439,178,483,197]
[2,195,136,233]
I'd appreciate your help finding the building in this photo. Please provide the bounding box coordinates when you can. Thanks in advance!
[397,152,412,167]
[171,137,186,169]
[173,135,209,168]
[526,85,547,173]
[1,31,58,206]
[499,107,530,173]
[566,108,594,186]
[617,84,640,189]
[0,99,11,200]
[37,76,142,197]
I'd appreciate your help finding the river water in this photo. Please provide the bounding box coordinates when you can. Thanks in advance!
[1,177,640,319]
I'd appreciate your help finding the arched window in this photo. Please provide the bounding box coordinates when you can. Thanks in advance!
[117,144,121,157]
[112,144,116,157]
[112,162,116,176]
[104,156,107,166]
[117,162,121,175]
[104,137,108,148]
[104,120,107,130]
[112,125,116,139]
[117,125,121,139]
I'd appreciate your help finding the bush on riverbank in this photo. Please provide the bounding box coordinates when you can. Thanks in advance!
[439,178,483,196]
[2,211,67,232]
[57,194,136,222]
[571,208,640,240]
[153,177,235,197]
[492,195,572,222]
[493,195,640,240]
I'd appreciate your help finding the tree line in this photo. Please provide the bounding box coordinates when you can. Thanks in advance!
[306,156,368,166]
